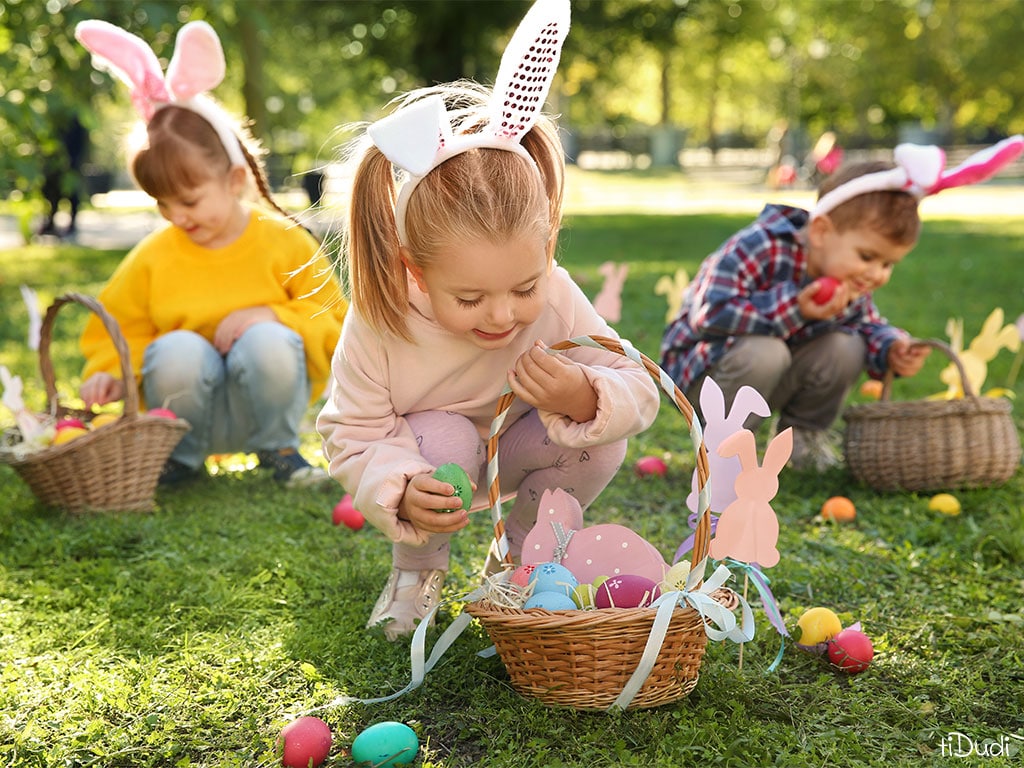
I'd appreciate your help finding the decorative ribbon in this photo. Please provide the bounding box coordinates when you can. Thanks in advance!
[720,558,789,673]
[673,509,719,564]
[550,521,575,563]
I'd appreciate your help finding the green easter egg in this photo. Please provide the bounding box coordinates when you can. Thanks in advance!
[571,583,596,609]
[351,721,419,766]
[432,462,473,513]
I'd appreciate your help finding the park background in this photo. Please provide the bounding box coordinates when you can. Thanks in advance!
[2,2,1024,767]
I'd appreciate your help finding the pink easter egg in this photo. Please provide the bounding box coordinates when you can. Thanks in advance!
[279,716,332,768]
[827,628,874,674]
[594,574,661,609]
[510,564,537,587]
[332,494,365,530]
[634,456,668,478]
[56,417,87,431]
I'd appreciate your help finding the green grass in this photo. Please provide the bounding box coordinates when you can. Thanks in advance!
[2,188,1024,767]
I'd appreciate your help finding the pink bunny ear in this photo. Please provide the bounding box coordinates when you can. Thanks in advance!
[717,428,758,469]
[760,427,793,475]
[928,135,1024,195]
[487,0,571,141]
[75,20,169,119]
[166,21,226,101]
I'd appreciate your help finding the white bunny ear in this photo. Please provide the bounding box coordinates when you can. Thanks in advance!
[727,385,771,426]
[699,377,726,425]
[166,21,226,101]
[893,143,945,191]
[368,95,450,176]
[487,0,571,141]
[75,20,169,118]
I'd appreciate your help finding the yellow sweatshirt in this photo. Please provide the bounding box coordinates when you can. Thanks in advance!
[81,207,347,404]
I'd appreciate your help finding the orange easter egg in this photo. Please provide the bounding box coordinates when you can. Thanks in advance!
[821,496,856,522]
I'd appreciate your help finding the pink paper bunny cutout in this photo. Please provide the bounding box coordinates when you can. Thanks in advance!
[708,427,792,568]
[521,488,668,583]
[687,377,770,514]
[593,261,629,324]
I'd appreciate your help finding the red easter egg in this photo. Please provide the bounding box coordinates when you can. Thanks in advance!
[827,628,874,674]
[594,574,661,608]
[332,494,365,530]
[279,716,332,768]
[56,417,87,431]
[811,276,840,304]
[634,455,667,478]
[147,407,177,419]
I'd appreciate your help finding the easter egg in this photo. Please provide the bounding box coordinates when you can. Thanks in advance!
[928,493,961,516]
[147,407,177,419]
[279,716,332,768]
[432,463,472,513]
[510,564,536,587]
[859,379,884,400]
[53,426,88,445]
[56,417,86,431]
[659,560,692,592]
[811,276,840,304]
[594,574,661,609]
[89,413,120,429]
[332,494,365,530]
[570,582,596,609]
[796,607,842,646]
[827,628,874,674]
[634,455,668,478]
[820,496,856,522]
[528,562,578,596]
[524,591,578,610]
[351,721,419,767]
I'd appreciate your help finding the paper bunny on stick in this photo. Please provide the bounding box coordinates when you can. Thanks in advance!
[593,261,629,324]
[1,366,47,448]
[811,135,1024,220]
[708,427,792,569]
[74,19,245,167]
[935,308,1021,399]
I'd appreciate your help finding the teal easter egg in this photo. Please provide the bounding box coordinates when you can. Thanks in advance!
[351,721,419,767]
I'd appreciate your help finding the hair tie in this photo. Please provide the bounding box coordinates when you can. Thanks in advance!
[75,19,247,168]
[810,135,1024,220]
[367,0,571,246]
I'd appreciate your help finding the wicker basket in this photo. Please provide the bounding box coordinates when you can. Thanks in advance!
[0,292,190,513]
[465,335,722,710]
[843,339,1021,492]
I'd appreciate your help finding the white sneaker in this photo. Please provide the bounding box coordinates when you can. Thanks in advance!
[367,568,445,641]
[789,428,841,471]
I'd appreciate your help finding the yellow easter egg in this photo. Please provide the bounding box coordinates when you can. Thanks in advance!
[571,583,596,609]
[797,607,842,645]
[928,493,961,516]
[660,560,692,592]
[53,426,89,445]
[90,413,120,429]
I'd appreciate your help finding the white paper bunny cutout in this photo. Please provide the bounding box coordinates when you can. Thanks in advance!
[687,377,770,515]
[593,261,628,324]
[19,285,41,351]
[708,427,792,568]
[368,0,571,245]
[75,19,245,167]
[1,365,46,446]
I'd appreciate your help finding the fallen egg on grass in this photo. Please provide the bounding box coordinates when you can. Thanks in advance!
[796,606,842,651]
[820,496,856,523]
[278,716,332,768]
[827,627,874,674]
[634,455,668,478]
[928,493,961,516]
[332,494,365,530]
[351,721,419,767]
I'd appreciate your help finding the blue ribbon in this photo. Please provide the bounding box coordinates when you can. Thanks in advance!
[720,558,789,672]
[673,510,719,564]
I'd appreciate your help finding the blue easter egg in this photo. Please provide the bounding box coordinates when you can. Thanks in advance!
[524,591,578,610]
[351,721,419,767]
[527,562,578,595]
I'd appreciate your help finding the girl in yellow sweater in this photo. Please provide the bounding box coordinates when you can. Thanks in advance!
[75,20,346,486]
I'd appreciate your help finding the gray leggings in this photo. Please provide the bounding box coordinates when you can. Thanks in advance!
[394,409,627,571]
[687,331,867,432]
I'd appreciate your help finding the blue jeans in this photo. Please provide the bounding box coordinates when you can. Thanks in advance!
[141,323,310,470]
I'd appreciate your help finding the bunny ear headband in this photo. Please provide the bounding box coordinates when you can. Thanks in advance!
[75,19,246,168]
[811,134,1024,220]
[367,0,571,246]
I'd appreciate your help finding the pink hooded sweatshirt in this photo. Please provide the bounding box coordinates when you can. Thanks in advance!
[317,265,660,545]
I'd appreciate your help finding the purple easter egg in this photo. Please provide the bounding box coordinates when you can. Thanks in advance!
[593,574,661,609]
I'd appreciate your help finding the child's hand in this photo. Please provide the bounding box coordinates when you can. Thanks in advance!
[508,341,598,423]
[888,338,931,377]
[213,306,278,354]
[797,279,853,320]
[397,472,473,534]
[80,372,125,408]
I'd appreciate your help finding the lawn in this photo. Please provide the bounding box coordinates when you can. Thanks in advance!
[1,182,1023,767]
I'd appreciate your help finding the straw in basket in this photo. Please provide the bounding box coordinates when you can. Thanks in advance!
[465,335,734,711]
[843,338,1021,492]
[0,292,190,513]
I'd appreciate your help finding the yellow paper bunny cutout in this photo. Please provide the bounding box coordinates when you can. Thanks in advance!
[654,267,690,323]
[934,308,1020,399]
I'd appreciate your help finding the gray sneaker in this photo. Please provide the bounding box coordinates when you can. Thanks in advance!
[367,568,446,641]
[789,428,841,471]
[256,448,332,488]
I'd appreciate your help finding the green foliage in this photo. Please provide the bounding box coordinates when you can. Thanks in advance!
[2,187,1023,766]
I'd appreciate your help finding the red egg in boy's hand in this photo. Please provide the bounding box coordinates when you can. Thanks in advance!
[332,494,365,530]
[811,277,840,304]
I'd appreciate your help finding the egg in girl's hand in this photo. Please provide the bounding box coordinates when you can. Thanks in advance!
[594,574,661,608]
[351,721,419,767]
[278,716,332,768]
[431,462,473,513]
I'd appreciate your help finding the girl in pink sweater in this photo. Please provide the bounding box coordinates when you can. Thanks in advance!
[317,0,659,640]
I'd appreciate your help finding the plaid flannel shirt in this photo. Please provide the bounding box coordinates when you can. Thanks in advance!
[659,204,906,391]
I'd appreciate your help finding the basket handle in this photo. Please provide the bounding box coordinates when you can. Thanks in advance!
[879,338,973,401]
[484,335,713,586]
[38,292,140,421]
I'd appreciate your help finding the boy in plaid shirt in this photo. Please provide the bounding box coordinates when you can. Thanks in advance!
[660,160,931,471]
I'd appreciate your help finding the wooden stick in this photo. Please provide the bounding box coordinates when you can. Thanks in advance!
[738,573,750,671]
